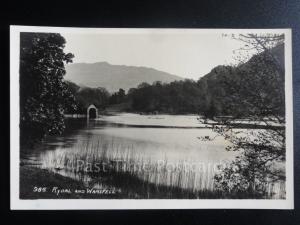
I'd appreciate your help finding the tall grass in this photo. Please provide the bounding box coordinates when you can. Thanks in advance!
[38,137,285,199]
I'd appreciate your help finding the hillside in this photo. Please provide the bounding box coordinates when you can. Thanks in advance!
[65,62,183,93]
[197,43,285,117]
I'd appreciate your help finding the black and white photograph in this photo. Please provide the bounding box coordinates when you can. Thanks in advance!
[10,26,293,209]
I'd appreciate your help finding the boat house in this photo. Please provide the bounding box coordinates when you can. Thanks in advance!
[87,104,98,119]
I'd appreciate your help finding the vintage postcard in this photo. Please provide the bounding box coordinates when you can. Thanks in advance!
[10,26,293,209]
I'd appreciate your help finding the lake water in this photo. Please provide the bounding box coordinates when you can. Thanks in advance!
[21,113,239,192]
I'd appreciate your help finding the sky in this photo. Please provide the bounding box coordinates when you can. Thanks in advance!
[62,31,251,80]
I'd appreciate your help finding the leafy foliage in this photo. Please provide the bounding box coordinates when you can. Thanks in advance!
[196,44,284,120]
[115,43,284,121]
[109,88,126,105]
[65,81,110,114]
[125,80,205,114]
[20,33,75,146]
[203,34,286,197]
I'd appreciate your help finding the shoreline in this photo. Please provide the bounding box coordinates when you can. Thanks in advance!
[20,165,222,199]
[20,166,120,199]
[20,165,278,199]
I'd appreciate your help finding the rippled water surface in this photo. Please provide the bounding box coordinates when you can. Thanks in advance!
[22,113,239,192]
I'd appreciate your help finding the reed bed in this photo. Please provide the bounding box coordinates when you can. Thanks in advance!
[38,137,285,199]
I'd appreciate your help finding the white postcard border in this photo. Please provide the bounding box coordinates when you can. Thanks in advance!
[10,26,294,210]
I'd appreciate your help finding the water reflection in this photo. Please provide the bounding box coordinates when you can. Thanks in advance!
[22,113,236,192]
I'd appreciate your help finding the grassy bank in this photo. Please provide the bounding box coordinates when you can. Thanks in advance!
[20,165,221,199]
[20,164,281,199]
[28,136,283,199]
[20,166,119,199]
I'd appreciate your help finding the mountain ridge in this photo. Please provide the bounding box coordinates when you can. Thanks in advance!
[65,62,183,92]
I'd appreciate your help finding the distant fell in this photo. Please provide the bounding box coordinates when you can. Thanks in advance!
[65,62,183,92]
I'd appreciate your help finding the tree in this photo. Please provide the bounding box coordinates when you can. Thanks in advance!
[203,33,286,197]
[20,32,75,146]
[109,88,126,105]
[76,87,110,112]
[126,80,204,114]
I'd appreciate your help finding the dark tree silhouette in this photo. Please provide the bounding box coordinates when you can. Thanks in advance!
[20,33,75,146]
[109,88,126,105]
[203,34,286,197]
